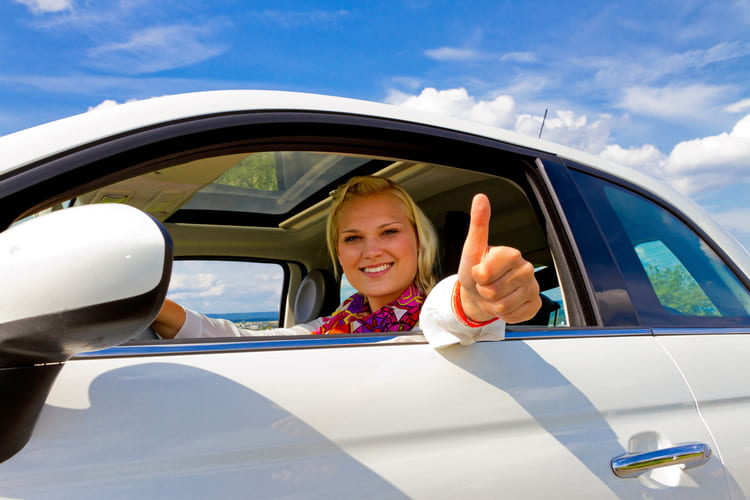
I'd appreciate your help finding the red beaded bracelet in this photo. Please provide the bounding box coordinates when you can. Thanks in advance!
[452,280,499,328]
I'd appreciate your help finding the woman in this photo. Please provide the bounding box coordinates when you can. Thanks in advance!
[152,176,541,348]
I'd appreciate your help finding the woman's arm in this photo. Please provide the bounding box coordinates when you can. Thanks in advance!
[151,299,187,339]
[151,298,325,339]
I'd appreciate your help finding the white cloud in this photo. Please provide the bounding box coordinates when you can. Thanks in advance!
[169,285,226,302]
[168,271,226,302]
[14,0,71,14]
[655,42,750,79]
[425,48,539,64]
[87,99,119,112]
[500,52,539,64]
[593,42,750,87]
[390,87,611,152]
[712,208,750,235]
[256,9,350,28]
[618,84,727,119]
[86,98,140,112]
[424,46,485,62]
[659,114,750,193]
[385,76,424,92]
[517,110,613,154]
[388,87,516,129]
[86,24,225,74]
[596,113,750,196]
[600,144,666,177]
[169,273,219,294]
[726,98,750,113]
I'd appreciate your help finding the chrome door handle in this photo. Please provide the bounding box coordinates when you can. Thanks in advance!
[611,443,712,478]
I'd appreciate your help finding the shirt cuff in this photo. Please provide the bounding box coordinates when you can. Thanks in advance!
[421,274,506,349]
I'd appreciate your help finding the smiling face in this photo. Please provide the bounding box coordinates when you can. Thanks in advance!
[336,192,419,312]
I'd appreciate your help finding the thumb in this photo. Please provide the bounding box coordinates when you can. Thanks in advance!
[460,194,491,273]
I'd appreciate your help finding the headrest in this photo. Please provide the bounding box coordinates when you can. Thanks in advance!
[294,269,337,323]
[433,211,470,279]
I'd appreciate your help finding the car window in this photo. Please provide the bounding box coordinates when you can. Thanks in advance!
[538,282,567,326]
[573,169,750,326]
[168,260,284,330]
[339,274,356,304]
[18,147,570,338]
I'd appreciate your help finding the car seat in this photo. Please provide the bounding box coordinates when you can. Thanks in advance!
[432,210,471,279]
[293,269,339,323]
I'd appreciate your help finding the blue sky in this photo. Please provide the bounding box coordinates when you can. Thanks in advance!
[3,0,750,312]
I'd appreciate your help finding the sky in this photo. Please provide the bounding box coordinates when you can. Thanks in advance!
[2,0,750,312]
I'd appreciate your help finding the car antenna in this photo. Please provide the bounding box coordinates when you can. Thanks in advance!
[538,108,548,138]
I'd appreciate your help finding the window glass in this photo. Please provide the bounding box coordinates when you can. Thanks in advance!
[168,260,284,330]
[540,286,568,326]
[635,240,721,316]
[573,168,750,326]
[340,274,356,304]
[181,151,375,215]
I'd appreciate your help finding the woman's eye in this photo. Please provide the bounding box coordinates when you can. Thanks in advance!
[382,228,399,236]
[343,235,360,243]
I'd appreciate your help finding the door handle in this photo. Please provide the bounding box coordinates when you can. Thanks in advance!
[611,443,712,478]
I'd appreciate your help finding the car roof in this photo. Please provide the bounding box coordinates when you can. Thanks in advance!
[2,89,748,275]
[0,89,638,181]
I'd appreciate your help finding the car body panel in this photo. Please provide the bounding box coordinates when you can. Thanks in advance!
[0,335,730,499]
[656,333,750,498]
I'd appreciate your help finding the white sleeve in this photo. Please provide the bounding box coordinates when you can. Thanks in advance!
[174,308,324,339]
[420,274,506,349]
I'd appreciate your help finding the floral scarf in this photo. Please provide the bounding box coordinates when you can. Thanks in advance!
[311,284,425,335]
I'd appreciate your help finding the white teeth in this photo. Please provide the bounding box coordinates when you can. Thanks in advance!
[363,263,391,273]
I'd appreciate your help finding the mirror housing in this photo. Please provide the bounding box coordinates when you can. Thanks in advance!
[0,204,172,462]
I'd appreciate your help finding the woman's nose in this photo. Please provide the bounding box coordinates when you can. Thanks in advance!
[362,237,383,257]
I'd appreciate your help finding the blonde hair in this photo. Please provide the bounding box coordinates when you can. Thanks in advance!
[326,176,438,294]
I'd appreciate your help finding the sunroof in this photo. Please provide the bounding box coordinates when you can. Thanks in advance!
[73,150,391,225]
[180,151,374,215]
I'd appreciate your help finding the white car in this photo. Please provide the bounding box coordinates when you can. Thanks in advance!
[0,90,748,499]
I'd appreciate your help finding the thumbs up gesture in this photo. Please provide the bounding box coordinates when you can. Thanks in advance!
[457,194,542,324]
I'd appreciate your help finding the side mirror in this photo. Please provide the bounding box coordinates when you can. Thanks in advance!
[0,204,173,462]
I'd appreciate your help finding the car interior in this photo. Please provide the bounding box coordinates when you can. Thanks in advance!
[28,150,566,335]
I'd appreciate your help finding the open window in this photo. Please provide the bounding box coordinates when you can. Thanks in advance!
[14,143,570,341]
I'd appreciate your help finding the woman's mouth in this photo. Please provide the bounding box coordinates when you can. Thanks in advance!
[361,263,393,274]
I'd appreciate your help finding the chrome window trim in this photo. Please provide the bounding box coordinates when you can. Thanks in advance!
[74,334,426,359]
[505,328,650,340]
[652,327,750,335]
[74,328,653,359]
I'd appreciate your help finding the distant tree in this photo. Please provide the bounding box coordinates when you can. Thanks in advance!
[215,152,278,191]
[645,264,720,316]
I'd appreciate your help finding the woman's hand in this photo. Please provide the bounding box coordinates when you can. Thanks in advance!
[457,194,542,324]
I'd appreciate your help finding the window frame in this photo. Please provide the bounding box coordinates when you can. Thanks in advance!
[1,109,632,356]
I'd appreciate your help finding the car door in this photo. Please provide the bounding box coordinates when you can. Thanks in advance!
[0,328,730,498]
[0,107,739,499]
[555,161,750,499]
